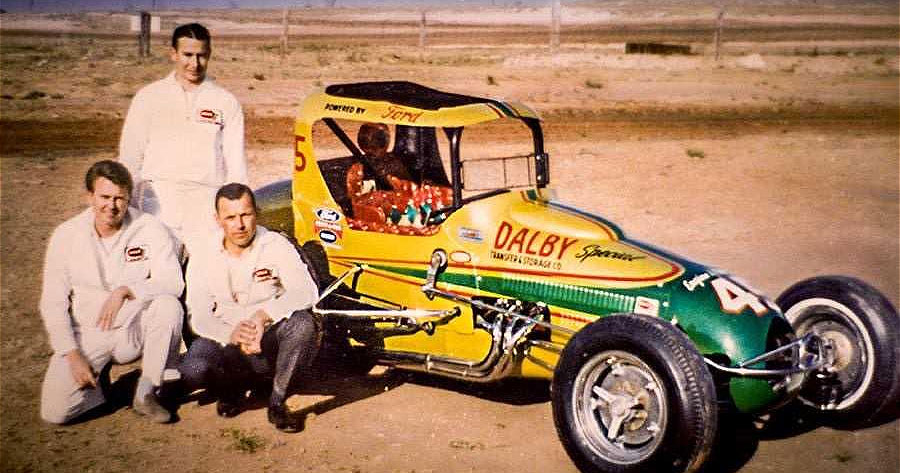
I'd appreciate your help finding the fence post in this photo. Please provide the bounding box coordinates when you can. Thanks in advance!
[419,10,427,60]
[139,11,150,58]
[714,6,725,61]
[280,7,289,60]
[550,0,561,54]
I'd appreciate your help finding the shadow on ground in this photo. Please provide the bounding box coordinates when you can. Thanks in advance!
[396,370,551,405]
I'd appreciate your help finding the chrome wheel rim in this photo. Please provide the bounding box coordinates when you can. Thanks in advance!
[571,350,667,464]
[786,298,874,410]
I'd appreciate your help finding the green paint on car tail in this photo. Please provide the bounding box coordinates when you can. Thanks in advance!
[730,378,783,413]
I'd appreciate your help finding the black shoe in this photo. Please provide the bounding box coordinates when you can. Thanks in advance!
[216,398,243,418]
[156,377,185,409]
[267,402,302,433]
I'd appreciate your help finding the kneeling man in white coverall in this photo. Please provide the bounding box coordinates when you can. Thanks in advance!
[180,183,320,432]
[40,160,184,424]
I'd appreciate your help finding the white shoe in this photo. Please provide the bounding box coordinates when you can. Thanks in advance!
[133,392,172,424]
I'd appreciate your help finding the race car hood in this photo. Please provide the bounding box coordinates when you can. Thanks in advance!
[446,189,684,290]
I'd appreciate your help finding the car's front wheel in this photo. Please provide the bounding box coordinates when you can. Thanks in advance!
[777,275,900,428]
[552,313,717,473]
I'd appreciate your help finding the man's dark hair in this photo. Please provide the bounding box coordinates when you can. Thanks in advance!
[85,160,133,195]
[215,182,257,212]
[171,23,211,49]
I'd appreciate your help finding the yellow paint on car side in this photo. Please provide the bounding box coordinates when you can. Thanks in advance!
[290,87,683,370]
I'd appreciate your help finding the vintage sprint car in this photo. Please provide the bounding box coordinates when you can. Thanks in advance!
[254,81,900,473]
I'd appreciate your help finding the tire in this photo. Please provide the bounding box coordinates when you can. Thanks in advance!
[777,275,900,428]
[315,328,377,379]
[552,314,717,473]
[299,239,334,290]
[294,239,376,377]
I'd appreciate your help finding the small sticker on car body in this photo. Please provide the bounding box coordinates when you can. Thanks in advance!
[315,208,342,223]
[458,227,483,243]
[319,229,339,244]
[634,296,660,317]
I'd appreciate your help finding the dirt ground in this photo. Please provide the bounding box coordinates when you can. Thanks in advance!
[1,2,898,472]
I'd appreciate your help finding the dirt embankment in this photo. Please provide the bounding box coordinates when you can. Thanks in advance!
[2,102,897,156]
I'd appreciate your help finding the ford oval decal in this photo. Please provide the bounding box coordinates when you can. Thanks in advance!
[315,208,342,222]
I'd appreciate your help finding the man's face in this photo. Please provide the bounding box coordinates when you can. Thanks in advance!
[88,177,129,231]
[216,193,257,250]
[170,37,210,86]
[359,125,390,157]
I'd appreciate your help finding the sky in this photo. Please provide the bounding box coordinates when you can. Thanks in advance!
[0,0,550,12]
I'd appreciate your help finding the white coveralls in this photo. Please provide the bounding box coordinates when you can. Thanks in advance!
[182,227,320,404]
[40,208,184,424]
[186,226,318,344]
[118,72,246,245]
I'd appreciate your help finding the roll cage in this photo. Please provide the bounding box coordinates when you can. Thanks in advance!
[304,81,551,220]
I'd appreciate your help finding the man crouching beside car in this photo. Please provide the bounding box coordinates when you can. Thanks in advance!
[179,183,320,432]
[40,160,184,424]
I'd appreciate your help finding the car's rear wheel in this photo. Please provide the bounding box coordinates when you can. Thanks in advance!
[777,275,900,428]
[285,239,376,378]
[552,314,717,473]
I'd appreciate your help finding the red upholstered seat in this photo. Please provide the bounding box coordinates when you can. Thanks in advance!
[345,164,450,236]
[387,176,453,209]
[351,201,386,224]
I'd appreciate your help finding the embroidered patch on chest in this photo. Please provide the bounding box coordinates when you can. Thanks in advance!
[125,245,147,262]
[196,108,223,125]
[253,267,276,282]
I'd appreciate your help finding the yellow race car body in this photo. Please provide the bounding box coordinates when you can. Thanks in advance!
[253,81,900,473]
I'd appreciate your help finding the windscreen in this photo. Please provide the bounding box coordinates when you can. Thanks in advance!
[454,117,539,197]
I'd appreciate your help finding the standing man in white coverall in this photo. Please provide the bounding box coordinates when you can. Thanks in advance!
[119,22,246,247]
[40,160,184,424]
